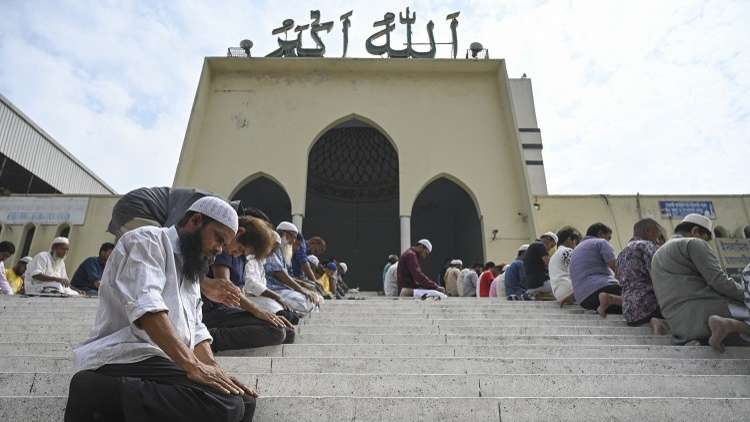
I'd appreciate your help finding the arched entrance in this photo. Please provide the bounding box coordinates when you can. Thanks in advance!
[304,118,399,291]
[231,175,292,226]
[411,177,484,283]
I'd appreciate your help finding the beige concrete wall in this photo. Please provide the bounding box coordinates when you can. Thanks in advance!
[533,194,750,253]
[0,195,119,275]
[2,192,747,284]
[173,57,536,264]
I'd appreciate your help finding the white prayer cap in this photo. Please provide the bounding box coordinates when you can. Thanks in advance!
[276,221,299,234]
[19,256,32,264]
[450,259,463,266]
[518,244,530,252]
[681,213,713,234]
[307,255,320,267]
[417,239,433,253]
[51,237,70,247]
[541,231,559,244]
[339,262,348,274]
[188,196,239,234]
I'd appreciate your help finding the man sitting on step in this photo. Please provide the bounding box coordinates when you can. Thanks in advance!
[616,218,669,335]
[652,213,749,352]
[397,239,447,299]
[67,197,256,422]
[25,237,80,296]
[264,223,321,318]
[202,216,295,352]
[570,223,623,317]
[106,186,248,315]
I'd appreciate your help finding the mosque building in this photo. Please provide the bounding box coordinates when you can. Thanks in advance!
[1,10,748,290]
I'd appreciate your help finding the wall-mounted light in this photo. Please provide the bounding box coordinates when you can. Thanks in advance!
[533,203,541,211]
[491,229,499,241]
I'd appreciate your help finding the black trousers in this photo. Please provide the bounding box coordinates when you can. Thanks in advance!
[580,284,623,314]
[64,356,255,422]
[205,308,295,352]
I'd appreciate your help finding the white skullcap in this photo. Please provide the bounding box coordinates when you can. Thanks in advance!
[541,231,559,244]
[417,239,433,253]
[188,196,239,234]
[518,244,530,252]
[307,255,320,267]
[339,262,348,274]
[276,221,299,234]
[51,237,70,247]
[20,256,33,264]
[681,213,713,234]
[450,259,463,266]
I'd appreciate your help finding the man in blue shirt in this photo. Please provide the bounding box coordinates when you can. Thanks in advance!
[504,244,530,300]
[71,242,115,295]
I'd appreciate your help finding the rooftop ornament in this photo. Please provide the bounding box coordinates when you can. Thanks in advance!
[227,8,468,60]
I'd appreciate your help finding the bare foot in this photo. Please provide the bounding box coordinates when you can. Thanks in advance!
[708,315,731,353]
[649,318,669,335]
[597,293,611,318]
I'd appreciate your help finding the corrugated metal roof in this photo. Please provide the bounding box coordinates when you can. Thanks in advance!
[0,93,116,194]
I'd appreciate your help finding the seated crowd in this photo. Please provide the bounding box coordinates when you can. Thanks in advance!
[382,213,750,353]
[2,183,749,421]
[0,187,356,422]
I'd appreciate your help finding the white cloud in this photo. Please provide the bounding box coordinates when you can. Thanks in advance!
[0,0,748,194]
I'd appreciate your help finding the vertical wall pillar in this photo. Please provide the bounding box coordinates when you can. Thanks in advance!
[292,213,304,232]
[400,215,411,253]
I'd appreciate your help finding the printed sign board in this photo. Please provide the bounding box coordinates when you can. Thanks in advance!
[659,201,716,219]
[0,197,89,225]
[715,238,750,283]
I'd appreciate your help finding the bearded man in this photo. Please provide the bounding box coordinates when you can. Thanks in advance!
[66,197,257,422]
[263,222,321,318]
[25,237,79,296]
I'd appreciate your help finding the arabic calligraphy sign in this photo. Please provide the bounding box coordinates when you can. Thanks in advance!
[231,8,462,59]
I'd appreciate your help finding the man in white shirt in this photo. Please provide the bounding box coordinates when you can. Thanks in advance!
[66,197,256,422]
[549,227,582,305]
[25,237,79,296]
[244,253,299,325]
[384,261,399,296]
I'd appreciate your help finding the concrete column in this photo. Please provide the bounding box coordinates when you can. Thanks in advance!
[292,213,304,232]
[400,215,411,253]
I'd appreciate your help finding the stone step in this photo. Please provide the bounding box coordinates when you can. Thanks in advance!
[3,342,743,360]
[3,372,748,398]
[306,313,624,322]
[296,325,653,336]
[219,343,746,359]
[0,331,673,346]
[294,333,674,345]
[3,356,747,375]
[11,316,632,327]
[4,396,750,422]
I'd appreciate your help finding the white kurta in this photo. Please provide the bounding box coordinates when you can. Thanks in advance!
[25,251,78,296]
[74,226,211,371]
[384,263,399,296]
[243,255,284,314]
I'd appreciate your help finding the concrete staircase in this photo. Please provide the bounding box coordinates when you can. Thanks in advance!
[1,296,749,421]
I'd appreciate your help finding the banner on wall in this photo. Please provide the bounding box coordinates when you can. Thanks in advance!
[659,200,716,219]
[0,197,89,225]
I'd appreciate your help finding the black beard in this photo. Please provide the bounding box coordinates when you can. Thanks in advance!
[178,229,213,282]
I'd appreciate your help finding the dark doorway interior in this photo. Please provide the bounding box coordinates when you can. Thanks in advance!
[304,119,399,291]
[231,176,292,227]
[411,177,484,284]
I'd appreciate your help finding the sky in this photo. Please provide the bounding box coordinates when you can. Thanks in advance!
[1,0,748,195]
